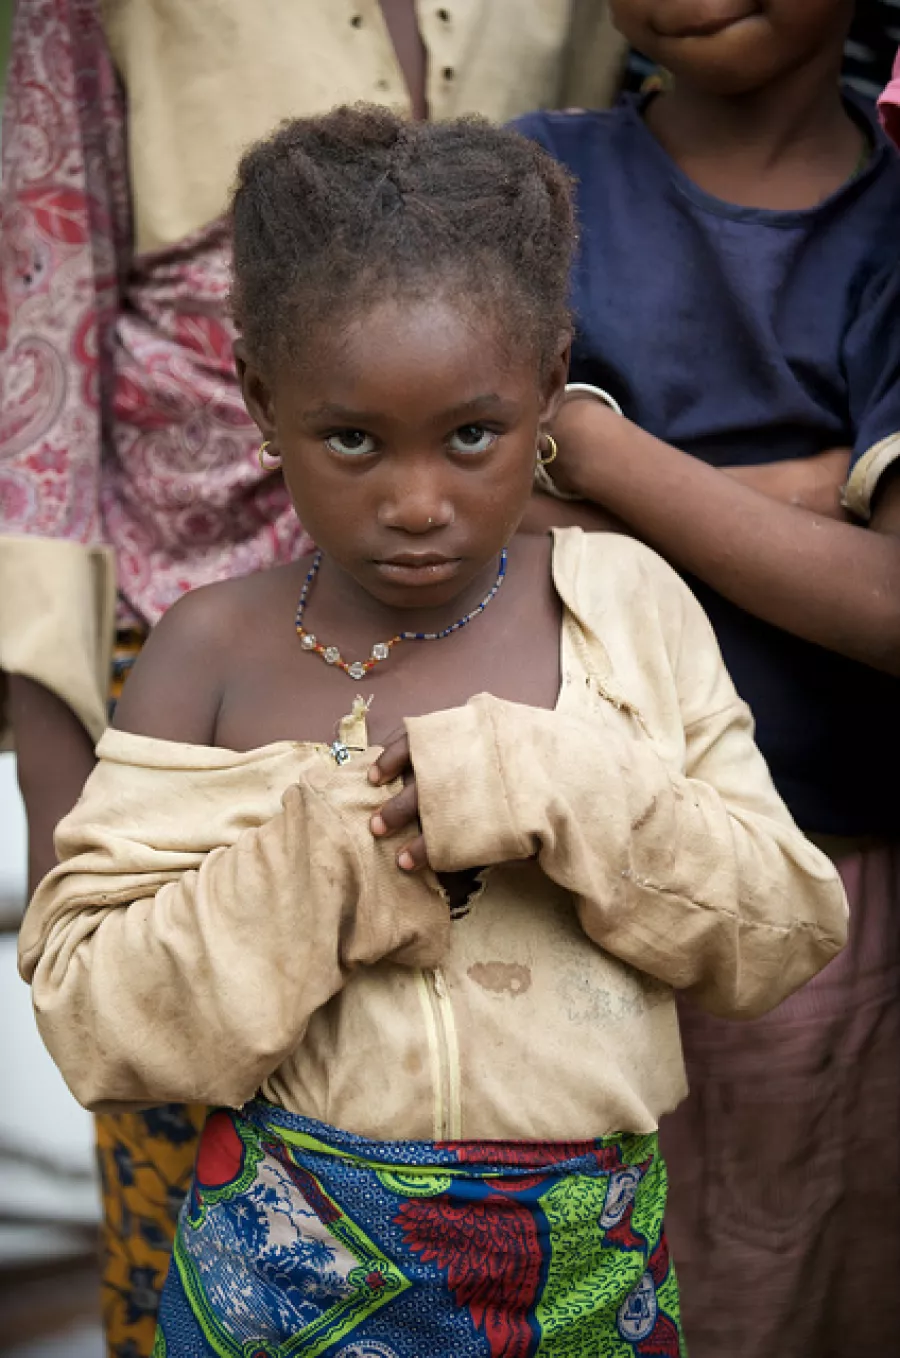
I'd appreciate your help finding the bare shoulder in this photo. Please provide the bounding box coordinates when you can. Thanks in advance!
[113,563,307,745]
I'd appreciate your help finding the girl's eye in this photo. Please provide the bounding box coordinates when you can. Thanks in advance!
[325,430,376,457]
[448,424,497,455]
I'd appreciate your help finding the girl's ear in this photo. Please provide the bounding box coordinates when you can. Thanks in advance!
[538,329,572,425]
[233,339,277,437]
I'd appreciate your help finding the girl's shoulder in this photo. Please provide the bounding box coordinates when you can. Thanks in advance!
[553,526,692,617]
[112,560,312,748]
[552,528,725,716]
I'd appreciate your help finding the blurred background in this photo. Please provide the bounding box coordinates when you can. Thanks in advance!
[0,9,102,1351]
[0,761,101,1358]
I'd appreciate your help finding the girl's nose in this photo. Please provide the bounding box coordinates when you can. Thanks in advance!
[377,475,454,535]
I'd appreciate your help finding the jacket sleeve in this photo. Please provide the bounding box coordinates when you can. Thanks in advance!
[406,572,848,1020]
[0,0,129,741]
[18,756,449,1112]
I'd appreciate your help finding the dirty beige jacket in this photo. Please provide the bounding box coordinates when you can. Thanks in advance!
[19,531,848,1141]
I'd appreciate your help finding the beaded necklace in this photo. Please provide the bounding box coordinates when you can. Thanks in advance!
[295,549,508,680]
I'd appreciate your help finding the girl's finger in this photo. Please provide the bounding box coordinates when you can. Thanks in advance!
[397,834,430,873]
[368,732,411,786]
[370,779,420,837]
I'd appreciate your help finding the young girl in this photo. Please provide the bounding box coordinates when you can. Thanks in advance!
[515,1,900,1353]
[0,9,626,1349]
[18,108,845,1356]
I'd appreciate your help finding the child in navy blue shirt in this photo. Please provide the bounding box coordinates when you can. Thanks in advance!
[517,1,900,1355]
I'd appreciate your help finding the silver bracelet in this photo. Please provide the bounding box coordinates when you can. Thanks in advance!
[533,383,624,500]
[564,381,624,416]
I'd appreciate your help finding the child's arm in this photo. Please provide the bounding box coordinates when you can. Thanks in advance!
[549,397,900,674]
[517,449,850,537]
[377,549,847,1019]
[8,675,97,892]
[719,448,851,519]
[17,591,448,1112]
[18,757,448,1112]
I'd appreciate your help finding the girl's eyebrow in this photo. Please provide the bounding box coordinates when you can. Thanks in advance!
[302,394,519,424]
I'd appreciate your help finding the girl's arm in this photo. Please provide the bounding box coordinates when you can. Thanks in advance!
[18,590,448,1112]
[517,449,850,537]
[517,494,623,536]
[8,676,97,892]
[550,399,900,675]
[20,760,447,1112]
[387,545,847,1019]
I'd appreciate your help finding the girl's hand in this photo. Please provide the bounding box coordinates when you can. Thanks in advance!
[550,396,610,496]
[368,734,430,872]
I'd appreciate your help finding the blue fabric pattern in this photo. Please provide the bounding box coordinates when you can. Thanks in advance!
[153,1102,684,1357]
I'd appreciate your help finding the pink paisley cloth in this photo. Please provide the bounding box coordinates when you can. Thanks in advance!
[0,0,311,630]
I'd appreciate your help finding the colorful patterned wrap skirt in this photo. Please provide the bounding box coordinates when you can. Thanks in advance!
[153,1101,684,1358]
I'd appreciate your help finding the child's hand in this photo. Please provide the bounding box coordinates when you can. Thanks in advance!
[368,734,429,872]
[549,397,608,496]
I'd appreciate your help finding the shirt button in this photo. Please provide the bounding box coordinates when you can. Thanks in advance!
[443,66,455,81]
[437,6,451,19]
[350,13,363,26]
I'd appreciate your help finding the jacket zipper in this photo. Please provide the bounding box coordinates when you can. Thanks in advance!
[419,966,461,1140]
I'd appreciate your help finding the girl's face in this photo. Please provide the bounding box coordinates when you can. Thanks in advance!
[611,0,853,95]
[239,293,568,612]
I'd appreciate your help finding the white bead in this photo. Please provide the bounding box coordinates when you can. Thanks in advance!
[371,642,390,662]
[323,646,341,665]
[300,633,316,650]
[347,661,366,681]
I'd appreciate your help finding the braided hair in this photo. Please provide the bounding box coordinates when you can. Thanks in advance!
[230,104,576,376]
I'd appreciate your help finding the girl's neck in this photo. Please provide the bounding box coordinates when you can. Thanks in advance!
[645,56,865,210]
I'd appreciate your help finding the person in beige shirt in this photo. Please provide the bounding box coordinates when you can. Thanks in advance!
[0,5,626,1351]
[20,105,846,1355]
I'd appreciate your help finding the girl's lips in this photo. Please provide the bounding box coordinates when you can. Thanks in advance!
[374,558,462,586]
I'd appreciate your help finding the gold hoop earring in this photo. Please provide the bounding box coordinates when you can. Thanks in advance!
[537,433,558,467]
[258,440,281,471]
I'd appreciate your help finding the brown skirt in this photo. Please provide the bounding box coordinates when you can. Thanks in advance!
[662,842,900,1358]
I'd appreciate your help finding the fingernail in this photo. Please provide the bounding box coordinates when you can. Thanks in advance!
[368,766,381,785]
[370,814,386,836]
[398,850,415,872]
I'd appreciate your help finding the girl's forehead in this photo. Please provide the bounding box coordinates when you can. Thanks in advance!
[280,294,541,411]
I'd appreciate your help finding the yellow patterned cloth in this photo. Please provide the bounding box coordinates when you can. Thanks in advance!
[99,631,206,1358]
[96,1104,207,1358]
[107,630,145,711]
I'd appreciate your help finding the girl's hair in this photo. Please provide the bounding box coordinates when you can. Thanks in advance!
[230,104,576,374]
